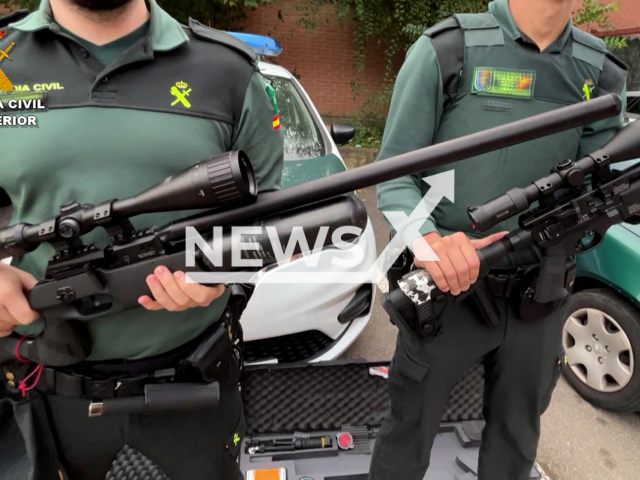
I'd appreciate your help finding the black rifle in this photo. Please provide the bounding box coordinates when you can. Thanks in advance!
[0,94,624,366]
[383,118,640,342]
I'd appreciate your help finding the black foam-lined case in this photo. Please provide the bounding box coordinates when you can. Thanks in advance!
[242,361,484,435]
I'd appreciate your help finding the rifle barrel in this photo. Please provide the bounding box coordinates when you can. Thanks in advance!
[161,94,622,241]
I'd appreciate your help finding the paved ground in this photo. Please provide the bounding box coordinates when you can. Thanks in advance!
[343,185,640,480]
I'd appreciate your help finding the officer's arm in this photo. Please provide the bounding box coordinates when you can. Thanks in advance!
[577,55,628,158]
[376,36,445,247]
[231,71,285,192]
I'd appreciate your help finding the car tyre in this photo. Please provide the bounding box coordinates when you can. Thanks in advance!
[563,288,640,412]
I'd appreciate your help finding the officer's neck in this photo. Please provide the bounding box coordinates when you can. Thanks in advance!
[50,0,150,46]
[509,0,574,52]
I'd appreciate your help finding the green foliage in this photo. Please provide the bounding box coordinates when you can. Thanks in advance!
[296,0,489,118]
[0,0,271,29]
[0,0,38,12]
[573,0,627,49]
[351,122,384,148]
[156,0,271,27]
[297,0,489,77]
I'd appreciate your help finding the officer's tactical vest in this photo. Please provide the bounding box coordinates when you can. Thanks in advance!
[422,13,625,235]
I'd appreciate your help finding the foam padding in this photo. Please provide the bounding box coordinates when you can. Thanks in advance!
[105,445,170,480]
[443,363,484,422]
[242,362,485,435]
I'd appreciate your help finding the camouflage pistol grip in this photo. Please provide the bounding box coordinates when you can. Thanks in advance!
[381,269,446,342]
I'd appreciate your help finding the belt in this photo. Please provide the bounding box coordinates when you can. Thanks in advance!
[34,316,240,401]
[38,366,171,400]
[36,331,202,400]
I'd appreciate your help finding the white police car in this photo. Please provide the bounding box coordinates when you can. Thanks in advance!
[227,33,377,364]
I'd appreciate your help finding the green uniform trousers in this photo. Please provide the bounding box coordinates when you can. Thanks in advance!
[1,378,245,480]
[369,294,567,480]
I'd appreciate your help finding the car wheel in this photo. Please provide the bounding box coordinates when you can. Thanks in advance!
[562,289,640,412]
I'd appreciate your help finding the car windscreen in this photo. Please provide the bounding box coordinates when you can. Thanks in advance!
[270,77,325,161]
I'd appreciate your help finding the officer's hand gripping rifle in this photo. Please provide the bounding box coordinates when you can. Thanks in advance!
[0,94,623,366]
[384,118,640,342]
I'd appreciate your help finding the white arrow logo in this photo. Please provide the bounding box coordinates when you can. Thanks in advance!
[375,170,454,283]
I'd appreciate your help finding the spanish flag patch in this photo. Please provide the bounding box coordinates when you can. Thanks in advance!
[265,83,281,131]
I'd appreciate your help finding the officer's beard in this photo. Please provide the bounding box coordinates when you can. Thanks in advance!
[67,0,137,12]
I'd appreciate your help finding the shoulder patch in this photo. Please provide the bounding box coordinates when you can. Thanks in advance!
[187,18,258,66]
[0,9,29,28]
[454,13,499,30]
[453,13,503,47]
[571,27,608,70]
[424,17,460,38]
[571,26,607,53]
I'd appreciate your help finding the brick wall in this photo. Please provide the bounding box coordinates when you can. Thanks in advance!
[236,0,391,118]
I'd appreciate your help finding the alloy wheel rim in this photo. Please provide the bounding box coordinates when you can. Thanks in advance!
[563,307,634,393]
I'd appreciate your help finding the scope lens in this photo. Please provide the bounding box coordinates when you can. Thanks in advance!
[238,151,257,198]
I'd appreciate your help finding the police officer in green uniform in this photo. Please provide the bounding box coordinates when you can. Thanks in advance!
[0,0,283,478]
[370,0,627,479]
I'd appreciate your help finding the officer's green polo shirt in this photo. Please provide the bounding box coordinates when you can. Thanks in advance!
[0,0,284,360]
[57,20,150,67]
[377,0,627,259]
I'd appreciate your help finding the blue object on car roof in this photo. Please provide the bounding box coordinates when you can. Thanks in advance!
[227,32,283,57]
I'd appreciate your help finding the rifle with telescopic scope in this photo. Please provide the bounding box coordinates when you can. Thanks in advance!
[0,94,630,367]
[383,112,640,343]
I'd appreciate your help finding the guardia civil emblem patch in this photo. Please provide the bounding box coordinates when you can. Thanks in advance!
[582,79,595,101]
[472,67,536,99]
[171,80,192,108]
